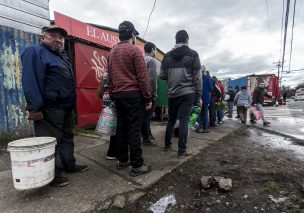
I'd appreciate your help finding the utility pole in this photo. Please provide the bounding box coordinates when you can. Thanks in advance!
[273,60,281,79]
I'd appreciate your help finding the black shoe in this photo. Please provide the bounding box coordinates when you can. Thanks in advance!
[235,116,240,118]
[49,176,70,187]
[195,128,209,133]
[177,149,192,158]
[116,161,130,170]
[142,139,158,146]
[250,120,257,124]
[263,121,271,126]
[164,145,172,151]
[65,165,89,173]
[129,163,152,177]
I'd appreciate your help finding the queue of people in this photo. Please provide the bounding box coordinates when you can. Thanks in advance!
[21,21,273,187]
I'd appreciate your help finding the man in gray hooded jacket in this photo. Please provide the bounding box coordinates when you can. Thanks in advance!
[160,30,202,157]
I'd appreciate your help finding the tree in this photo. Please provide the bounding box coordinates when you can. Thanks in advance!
[295,83,304,90]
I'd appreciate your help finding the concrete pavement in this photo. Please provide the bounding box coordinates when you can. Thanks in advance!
[0,119,242,213]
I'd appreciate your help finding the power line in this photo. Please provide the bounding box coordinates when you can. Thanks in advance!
[280,0,291,81]
[288,0,297,72]
[279,0,285,60]
[265,0,271,36]
[143,0,156,39]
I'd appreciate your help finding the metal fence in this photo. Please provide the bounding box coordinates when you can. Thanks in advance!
[0,25,39,136]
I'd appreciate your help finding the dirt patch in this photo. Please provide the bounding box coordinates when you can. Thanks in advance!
[109,127,304,213]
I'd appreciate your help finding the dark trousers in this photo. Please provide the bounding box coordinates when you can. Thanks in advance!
[165,93,194,153]
[209,99,216,126]
[141,100,155,140]
[107,135,116,157]
[34,106,76,177]
[199,102,209,130]
[237,106,248,123]
[114,97,144,168]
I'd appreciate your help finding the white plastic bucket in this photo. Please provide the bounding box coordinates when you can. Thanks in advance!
[7,137,57,190]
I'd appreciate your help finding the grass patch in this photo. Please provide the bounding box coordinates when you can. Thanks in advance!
[74,127,97,135]
[265,180,279,192]
[0,135,24,144]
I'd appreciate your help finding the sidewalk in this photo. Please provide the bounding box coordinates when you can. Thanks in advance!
[0,119,241,213]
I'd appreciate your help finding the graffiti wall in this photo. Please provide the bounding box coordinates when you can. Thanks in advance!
[0,26,39,136]
[74,42,109,128]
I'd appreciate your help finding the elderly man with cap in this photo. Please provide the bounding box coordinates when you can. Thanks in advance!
[21,25,88,187]
[107,21,152,176]
[160,30,202,157]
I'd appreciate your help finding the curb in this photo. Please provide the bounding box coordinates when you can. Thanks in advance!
[251,125,304,145]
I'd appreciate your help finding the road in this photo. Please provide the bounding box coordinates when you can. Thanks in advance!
[263,99,304,141]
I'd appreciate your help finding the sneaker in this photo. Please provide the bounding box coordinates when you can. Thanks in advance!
[116,161,130,170]
[65,165,88,173]
[142,139,158,146]
[250,120,257,124]
[106,156,116,160]
[263,121,271,126]
[129,163,152,177]
[164,145,172,151]
[49,176,70,187]
[177,149,192,158]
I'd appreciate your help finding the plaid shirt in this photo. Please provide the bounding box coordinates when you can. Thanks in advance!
[107,41,151,101]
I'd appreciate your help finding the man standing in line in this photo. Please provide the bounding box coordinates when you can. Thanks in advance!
[160,30,202,157]
[107,21,152,176]
[141,42,158,146]
[226,86,236,118]
[21,26,88,187]
[251,82,272,126]
[196,68,213,133]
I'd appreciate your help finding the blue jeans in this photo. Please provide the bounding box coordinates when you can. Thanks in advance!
[256,103,266,122]
[228,101,233,117]
[199,103,209,130]
[165,93,194,153]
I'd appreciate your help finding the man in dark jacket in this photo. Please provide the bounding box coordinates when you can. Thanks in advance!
[21,26,88,187]
[251,82,272,125]
[226,86,236,118]
[160,30,202,157]
[107,21,152,176]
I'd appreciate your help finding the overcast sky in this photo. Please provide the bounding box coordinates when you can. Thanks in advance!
[49,0,304,88]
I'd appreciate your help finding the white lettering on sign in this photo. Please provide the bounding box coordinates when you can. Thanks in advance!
[91,51,107,82]
[86,26,119,47]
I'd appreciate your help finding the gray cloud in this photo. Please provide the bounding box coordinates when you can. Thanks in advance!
[50,0,303,88]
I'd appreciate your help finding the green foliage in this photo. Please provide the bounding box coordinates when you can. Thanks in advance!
[265,180,279,192]
[74,127,97,135]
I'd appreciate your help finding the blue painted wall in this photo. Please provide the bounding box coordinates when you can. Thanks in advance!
[225,77,247,92]
[0,26,39,136]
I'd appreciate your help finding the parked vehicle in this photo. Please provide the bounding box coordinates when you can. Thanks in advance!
[226,74,280,106]
[295,88,304,101]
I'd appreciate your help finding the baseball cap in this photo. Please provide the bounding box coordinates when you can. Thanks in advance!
[118,21,139,36]
[41,25,68,37]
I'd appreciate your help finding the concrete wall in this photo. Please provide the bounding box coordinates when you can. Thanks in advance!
[0,0,50,34]
[0,26,39,136]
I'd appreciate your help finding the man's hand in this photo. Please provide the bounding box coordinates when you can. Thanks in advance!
[27,111,43,121]
[197,98,202,108]
[145,101,152,110]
